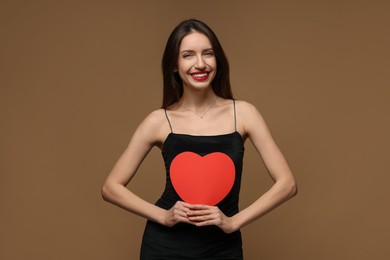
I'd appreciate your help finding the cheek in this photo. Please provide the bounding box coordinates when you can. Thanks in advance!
[177,60,190,72]
[208,58,217,70]
[210,61,217,74]
[177,65,188,81]
[178,71,186,81]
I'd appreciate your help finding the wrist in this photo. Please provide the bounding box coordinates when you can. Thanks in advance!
[222,215,240,234]
[156,208,169,226]
[230,215,241,232]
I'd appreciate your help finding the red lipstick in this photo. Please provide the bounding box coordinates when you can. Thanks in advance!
[191,72,209,81]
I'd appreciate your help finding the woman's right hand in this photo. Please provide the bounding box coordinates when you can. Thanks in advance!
[164,201,193,227]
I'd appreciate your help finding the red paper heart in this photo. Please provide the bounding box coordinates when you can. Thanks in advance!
[170,151,235,206]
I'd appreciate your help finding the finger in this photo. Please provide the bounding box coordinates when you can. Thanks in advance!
[173,206,191,217]
[170,211,193,225]
[189,211,221,221]
[187,204,212,210]
[173,202,191,213]
[173,217,193,225]
[175,211,189,219]
[188,215,213,222]
[187,209,211,216]
[194,219,218,227]
[177,201,194,210]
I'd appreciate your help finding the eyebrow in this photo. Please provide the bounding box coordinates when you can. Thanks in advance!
[180,48,214,53]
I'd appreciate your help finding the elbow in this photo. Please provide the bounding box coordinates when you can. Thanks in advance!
[288,179,298,198]
[101,182,113,202]
[279,178,297,199]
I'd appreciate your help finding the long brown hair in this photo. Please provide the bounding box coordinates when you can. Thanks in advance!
[161,19,233,108]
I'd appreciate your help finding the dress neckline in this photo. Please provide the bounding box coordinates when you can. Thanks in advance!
[161,131,243,152]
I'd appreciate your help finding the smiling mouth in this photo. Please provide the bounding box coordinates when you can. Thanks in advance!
[191,72,209,81]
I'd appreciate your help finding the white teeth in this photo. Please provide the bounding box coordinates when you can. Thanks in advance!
[193,73,207,78]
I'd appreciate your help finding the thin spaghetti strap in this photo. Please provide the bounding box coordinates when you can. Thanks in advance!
[164,109,173,133]
[233,99,237,132]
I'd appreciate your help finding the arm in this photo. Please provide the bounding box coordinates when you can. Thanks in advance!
[187,101,297,232]
[230,101,297,230]
[101,109,193,226]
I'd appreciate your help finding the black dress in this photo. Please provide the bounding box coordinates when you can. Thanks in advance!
[140,100,244,260]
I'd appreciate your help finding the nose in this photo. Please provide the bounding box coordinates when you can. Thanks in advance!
[194,55,206,70]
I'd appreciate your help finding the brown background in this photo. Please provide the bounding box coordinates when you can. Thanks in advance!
[1,0,389,259]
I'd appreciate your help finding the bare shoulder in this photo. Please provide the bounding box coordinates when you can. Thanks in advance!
[135,108,170,147]
[234,100,267,137]
[142,108,166,127]
[234,100,259,113]
[234,99,264,122]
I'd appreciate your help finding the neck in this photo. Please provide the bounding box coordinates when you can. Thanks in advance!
[179,88,218,112]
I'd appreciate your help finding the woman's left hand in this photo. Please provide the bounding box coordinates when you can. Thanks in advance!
[186,204,238,233]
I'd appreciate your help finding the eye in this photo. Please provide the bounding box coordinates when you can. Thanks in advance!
[203,50,214,57]
[182,52,194,58]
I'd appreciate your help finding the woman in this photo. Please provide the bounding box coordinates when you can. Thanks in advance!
[102,19,297,259]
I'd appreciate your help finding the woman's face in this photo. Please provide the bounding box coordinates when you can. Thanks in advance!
[177,31,217,91]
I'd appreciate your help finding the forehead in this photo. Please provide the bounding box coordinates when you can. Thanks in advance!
[179,31,212,51]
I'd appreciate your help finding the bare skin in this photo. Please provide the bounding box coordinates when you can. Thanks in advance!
[102,32,297,234]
